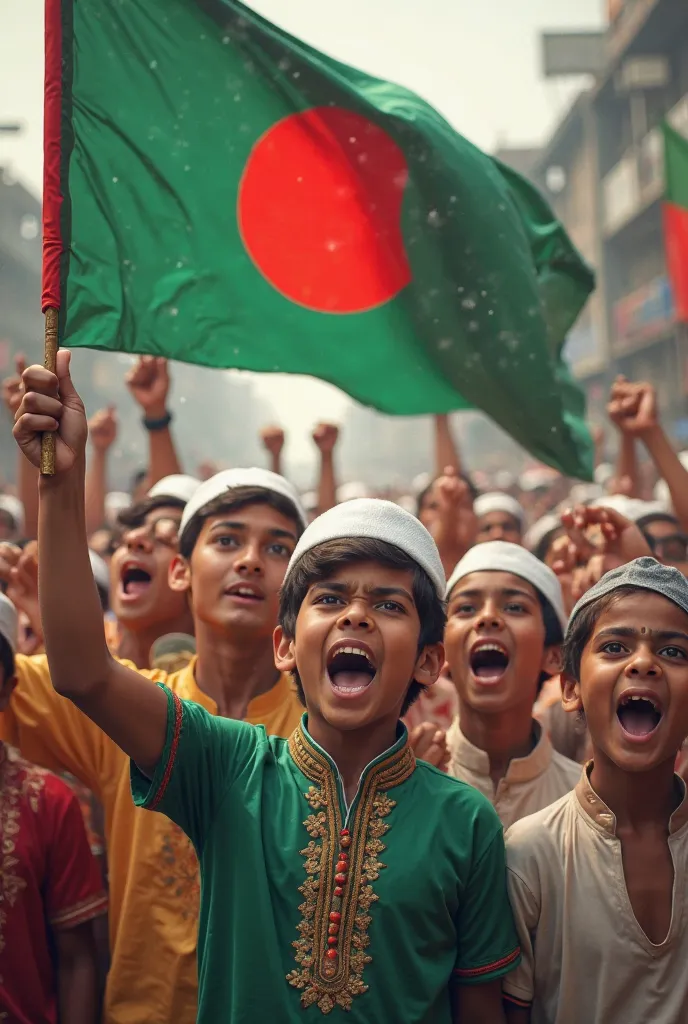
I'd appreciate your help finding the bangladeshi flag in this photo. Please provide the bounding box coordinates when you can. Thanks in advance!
[662,122,688,322]
[43,0,595,478]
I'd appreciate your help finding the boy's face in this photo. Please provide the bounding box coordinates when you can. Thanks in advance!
[476,512,522,545]
[110,504,186,630]
[564,591,688,772]
[274,560,443,732]
[445,570,559,715]
[174,502,298,638]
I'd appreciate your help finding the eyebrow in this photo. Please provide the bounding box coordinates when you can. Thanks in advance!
[312,581,414,602]
[209,520,297,542]
[452,587,535,601]
[596,627,688,644]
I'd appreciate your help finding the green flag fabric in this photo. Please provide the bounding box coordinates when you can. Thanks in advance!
[44,0,595,477]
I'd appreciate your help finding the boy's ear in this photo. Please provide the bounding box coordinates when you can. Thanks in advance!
[168,554,192,593]
[541,645,562,680]
[274,625,296,673]
[0,675,17,713]
[561,671,583,715]
[413,643,444,689]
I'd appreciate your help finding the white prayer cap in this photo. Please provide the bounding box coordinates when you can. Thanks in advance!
[89,550,110,594]
[0,593,18,653]
[284,498,446,598]
[524,513,562,555]
[591,495,666,523]
[179,467,307,542]
[446,540,567,634]
[474,492,524,525]
[105,491,131,526]
[148,474,201,506]
[0,495,24,535]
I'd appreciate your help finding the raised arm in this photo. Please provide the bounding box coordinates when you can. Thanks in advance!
[630,382,688,532]
[2,354,39,539]
[126,356,181,487]
[434,413,462,477]
[607,377,640,497]
[260,424,285,476]
[312,422,339,515]
[13,353,168,776]
[85,406,117,535]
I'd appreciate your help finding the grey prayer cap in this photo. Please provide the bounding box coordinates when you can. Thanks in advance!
[567,556,688,636]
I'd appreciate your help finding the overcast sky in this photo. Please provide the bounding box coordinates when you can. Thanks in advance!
[0,0,604,455]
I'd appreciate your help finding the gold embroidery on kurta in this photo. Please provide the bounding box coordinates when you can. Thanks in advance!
[286,724,415,1014]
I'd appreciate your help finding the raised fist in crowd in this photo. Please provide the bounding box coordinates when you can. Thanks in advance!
[260,425,285,457]
[89,405,118,452]
[312,422,339,454]
[13,351,88,476]
[607,376,659,438]
[1,353,26,416]
[125,355,170,417]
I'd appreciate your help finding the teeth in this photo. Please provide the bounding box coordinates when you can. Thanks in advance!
[235,587,256,596]
[338,646,371,658]
[475,643,505,654]
[624,695,659,709]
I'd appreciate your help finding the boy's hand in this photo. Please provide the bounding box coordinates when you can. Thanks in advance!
[433,467,478,554]
[1,353,26,416]
[260,425,285,456]
[89,405,118,452]
[409,722,449,771]
[13,351,88,474]
[0,541,21,593]
[312,422,339,454]
[607,376,659,438]
[125,355,170,417]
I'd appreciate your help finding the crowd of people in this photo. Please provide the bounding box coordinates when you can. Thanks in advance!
[0,347,687,1023]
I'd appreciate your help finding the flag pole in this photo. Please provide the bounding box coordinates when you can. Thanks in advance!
[40,307,58,475]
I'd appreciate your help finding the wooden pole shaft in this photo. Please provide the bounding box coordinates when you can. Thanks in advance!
[40,307,59,476]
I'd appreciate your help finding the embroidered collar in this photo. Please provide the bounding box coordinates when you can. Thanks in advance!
[289,715,415,806]
[575,762,688,837]
[447,717,552,783]
[286,715,415,1014]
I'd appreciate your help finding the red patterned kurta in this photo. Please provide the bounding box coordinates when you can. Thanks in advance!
[0,745,108,1024]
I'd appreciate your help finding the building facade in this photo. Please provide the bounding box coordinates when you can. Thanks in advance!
[535,0,688,443]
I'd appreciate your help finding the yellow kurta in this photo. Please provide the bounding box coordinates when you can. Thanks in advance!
[0,655,303,1024]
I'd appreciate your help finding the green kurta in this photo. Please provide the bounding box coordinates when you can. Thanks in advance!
[131,686,520,1022]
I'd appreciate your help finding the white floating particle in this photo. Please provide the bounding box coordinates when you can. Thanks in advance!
[170,307,178,317]
[149,60,158,70]
[461,298,476,310]
[112,176,119,183]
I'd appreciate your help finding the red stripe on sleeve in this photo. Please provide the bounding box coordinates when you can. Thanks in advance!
[454,946,521,979]
[149,691,184,811]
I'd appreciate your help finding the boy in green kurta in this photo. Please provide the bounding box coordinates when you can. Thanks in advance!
[14,353,520,1023]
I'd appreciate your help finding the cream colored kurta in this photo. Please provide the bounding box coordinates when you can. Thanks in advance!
[504,768,688,1024]
[446,719,580,830]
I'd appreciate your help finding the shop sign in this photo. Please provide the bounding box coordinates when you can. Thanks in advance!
[613,274,675,351]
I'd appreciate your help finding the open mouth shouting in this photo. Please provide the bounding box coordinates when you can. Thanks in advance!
[616,690,663,743]
[119,560,153,601]
[224,581,265,604]
[469,640,510,686]
[327,640,377,699]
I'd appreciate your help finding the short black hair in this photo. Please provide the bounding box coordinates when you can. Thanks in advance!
[561,585,637,682]
[0,633,15,684]
[279,536,446,715]
[117,495,186,531]
[532,526,564,564]
[416,473,479,517]
[537,591,564,693]
[179,486,305,560]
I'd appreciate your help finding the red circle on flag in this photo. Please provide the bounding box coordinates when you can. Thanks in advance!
[238,107,411,313]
